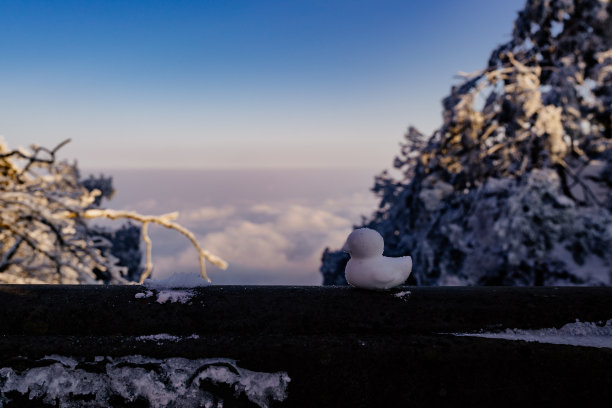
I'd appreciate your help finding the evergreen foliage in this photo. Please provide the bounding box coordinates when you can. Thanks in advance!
[88,222,144,283]
[81,174,144,283]
[321,0,612,286]
[81,174,116,207]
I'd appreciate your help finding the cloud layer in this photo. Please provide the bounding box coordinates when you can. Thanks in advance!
[150,193,376,284]
[105,168,379,285]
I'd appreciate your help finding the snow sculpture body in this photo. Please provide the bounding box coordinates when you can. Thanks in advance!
[342,228,412,289]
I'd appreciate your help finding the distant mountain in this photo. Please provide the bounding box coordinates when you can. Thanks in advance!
[321,0,612,286]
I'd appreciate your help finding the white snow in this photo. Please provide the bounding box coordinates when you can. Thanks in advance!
[451,319,612,349]
[393,291,411,300]
[134,290,154,299]
[550,20,564,36]
[0,355,290,408]
[136,280,198,304]
[136,334,199,343]
[42,355,78,368]
[155,290,194,304]
[548,243,611,285]
[135,284,196,304]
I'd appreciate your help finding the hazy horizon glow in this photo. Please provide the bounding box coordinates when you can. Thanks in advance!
[102,168,380,284]
[1,0,525,169]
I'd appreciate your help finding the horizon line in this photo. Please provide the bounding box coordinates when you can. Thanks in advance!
[79,165,389,173]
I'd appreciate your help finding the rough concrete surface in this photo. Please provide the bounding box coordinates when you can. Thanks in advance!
[0,285,611,407]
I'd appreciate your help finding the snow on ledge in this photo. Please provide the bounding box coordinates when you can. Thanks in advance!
[136,333,200,343]
[393,290,411,300]
[134,289,195,304]
[450,319,612,349]
[154,289,195,304]
[0,355,290,407]
[133,273,210,304]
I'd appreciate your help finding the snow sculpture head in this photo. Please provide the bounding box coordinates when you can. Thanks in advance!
[343,228,384,258]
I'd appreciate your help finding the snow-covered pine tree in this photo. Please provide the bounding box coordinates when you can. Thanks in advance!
[321,0,612,286]
[80,174,145,282]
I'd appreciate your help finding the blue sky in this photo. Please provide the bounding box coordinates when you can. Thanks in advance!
[1,0,525,169]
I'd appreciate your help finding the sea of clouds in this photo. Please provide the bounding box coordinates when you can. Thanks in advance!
[95,168,379,285]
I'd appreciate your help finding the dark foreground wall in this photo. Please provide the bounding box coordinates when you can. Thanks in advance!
[0,285,611,407]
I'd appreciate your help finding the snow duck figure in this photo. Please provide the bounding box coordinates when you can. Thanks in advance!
[342,228,412,290]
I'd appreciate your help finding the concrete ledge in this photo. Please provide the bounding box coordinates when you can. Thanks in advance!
[0,285,611,406]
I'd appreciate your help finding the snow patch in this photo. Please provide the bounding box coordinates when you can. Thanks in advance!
[451,319,612,349]
[134,290,154,299]
[136,334,199,343]
[0,355,290,407]
[155,290,194,304]
[393,290,411,300]
[42,355,78,369]
[140,279,197,303]
[136,281,196,304]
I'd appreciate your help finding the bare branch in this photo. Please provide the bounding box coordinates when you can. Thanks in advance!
[141,222,154,283]
[1,138,226,284]
[73,209,228,283]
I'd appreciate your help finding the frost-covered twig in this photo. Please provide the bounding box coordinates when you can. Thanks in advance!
[0,138,227,284]
[75,209,228,283]
[141,222,154,282]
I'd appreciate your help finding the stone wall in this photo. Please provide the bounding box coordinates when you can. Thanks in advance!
[0,285,611,407]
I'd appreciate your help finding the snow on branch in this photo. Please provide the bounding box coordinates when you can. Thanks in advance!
[0,137,227,284]
[75,209,228,283]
